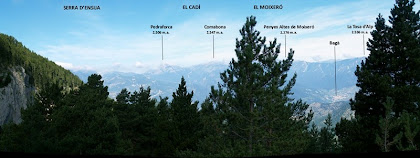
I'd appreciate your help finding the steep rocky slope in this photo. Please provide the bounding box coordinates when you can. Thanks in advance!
[0,66,34,125]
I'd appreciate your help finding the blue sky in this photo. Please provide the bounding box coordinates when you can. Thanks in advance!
[1,0,418,73]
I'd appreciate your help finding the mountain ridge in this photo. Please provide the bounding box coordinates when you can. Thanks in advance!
[72,57,363,127]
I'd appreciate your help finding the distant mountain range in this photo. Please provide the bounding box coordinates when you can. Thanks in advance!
[73,61,227,103]
[72,57,364,127]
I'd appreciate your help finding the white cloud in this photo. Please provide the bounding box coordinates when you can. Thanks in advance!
[55,61,94,71]
[37,0,399,73]
[135,61,145,68]
[55,61,74,70]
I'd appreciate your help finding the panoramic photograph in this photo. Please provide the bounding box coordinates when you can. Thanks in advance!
[0,0,419,157]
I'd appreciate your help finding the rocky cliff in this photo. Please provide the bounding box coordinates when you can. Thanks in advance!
[0,66,34,125]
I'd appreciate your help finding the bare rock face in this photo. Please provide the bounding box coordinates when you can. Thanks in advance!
[0,66,34,125]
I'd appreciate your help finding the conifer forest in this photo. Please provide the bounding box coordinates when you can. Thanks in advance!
[0,0,419,157]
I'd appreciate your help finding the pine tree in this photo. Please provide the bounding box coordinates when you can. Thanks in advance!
[375,97,403,152]
[319,114,337,153]
[348,0,420,152]
[133,87,158,156]
[50,74,123,155]
[397,111,420,151]
[209,16,311,156]
[306,122,320,153]
[387,0,420,116]
[176,98,235,157]
[335,117,367,153]
[36,82,64,121]
[114,86,158,156]
[154,97,176,156]
[116,88,130,104]
[170,77,200,152]
[113,88,136,155]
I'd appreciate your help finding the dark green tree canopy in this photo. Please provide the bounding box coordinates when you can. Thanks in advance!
[0,33,82,91]
[170,76,200,152]
[340,0,420,153]
[207,16,311,156]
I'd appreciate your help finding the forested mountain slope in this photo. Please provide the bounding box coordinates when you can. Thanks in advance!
[0,33,82,125]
